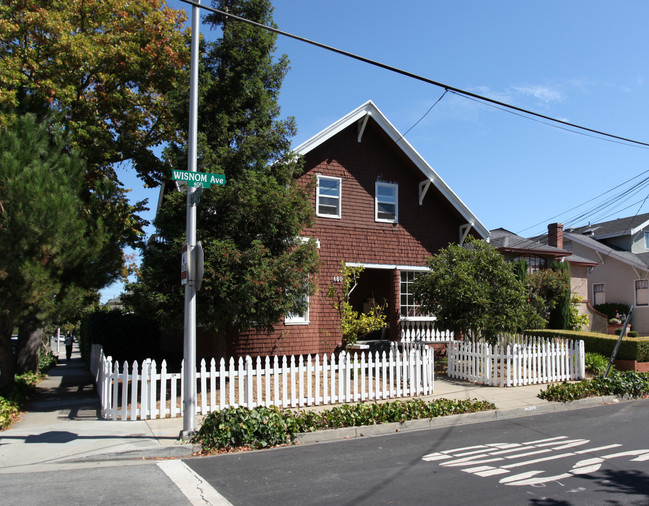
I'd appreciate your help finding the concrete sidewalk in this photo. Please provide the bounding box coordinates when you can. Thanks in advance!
[0,346,621,474]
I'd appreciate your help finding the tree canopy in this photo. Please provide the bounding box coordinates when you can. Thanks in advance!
[412,238,545,343]
[0,0,189,186]
[125,0,319,348]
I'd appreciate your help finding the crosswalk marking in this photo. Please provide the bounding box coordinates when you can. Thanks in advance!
[422,436,649,487]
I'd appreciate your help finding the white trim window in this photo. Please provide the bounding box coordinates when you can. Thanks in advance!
[285,288,310,325]
[400,271,433,318]
[645,231,649,249]
[375,182,398,223]
[316,175,341,218]
[593,283,606,306]
[636,279,649,306]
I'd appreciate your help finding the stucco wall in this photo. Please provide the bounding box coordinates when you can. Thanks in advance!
[565,238,649,335]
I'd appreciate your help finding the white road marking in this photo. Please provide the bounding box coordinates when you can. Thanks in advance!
[422,436,649,487]
[157,460,231,506]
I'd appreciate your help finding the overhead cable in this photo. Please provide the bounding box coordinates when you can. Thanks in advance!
[179,0,649,149]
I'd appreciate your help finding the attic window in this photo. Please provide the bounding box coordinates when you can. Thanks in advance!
[375,182,398,223]
[316,175,341,218]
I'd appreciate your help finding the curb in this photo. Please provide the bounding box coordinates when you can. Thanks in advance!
[295,395,622,445]
[61,444,202,463]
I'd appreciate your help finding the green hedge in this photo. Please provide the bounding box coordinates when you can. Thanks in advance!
[193,398,496,451]
[539,371,649,402]
[527,329,649,362]
[79,310,161,365]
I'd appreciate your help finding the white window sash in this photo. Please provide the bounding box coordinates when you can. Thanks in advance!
[375,182,398,223]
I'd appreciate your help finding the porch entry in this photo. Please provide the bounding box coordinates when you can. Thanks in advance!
[345,263,437,341]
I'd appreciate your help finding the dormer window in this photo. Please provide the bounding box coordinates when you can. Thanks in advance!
[375,182,398,223]
[316,175,341,218]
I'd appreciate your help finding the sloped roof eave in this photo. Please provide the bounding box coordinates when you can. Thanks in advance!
[565,233,649,271]
[293,100,489,239]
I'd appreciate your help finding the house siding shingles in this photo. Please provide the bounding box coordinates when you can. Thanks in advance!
[219,121,470,359]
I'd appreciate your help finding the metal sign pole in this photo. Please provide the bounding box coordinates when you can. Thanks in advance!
[181,0,200,439]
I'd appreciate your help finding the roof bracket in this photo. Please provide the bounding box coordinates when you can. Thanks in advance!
[459,223,473,246]
[357,114,370,143]
[418,179,432,205]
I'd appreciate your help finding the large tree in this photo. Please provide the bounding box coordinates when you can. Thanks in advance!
[0,0,190,372]
[0,114,130,384]
[412,238,545,344]
[0,0,189,185]
[126,0,319,353]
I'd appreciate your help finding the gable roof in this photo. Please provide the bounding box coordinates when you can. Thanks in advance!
[567,212,649,240]
[564,231,649,271]
[490,228,571,257]
[294,100,489,239]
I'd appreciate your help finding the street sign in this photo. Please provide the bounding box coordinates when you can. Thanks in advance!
[172,169,226,188]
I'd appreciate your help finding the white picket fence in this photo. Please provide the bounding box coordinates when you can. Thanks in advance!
[447,336,585,387]
[400,320,454,342]
[91,344,434,421]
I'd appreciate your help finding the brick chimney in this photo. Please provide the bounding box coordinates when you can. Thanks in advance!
[548,223,564,249]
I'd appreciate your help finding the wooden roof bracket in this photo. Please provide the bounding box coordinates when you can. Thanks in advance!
[357,113,370,143]
[459,223,473,246]
[419,179,432,205]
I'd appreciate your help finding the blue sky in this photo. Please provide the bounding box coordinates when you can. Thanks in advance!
[102,0,649,302]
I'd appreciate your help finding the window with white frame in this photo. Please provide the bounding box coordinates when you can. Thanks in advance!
[400,271,432,318]
[285,285,310,325]
[593,283,606,306]
[375,182,398,223]
[636,279,649,306]
[316,175,341,218]
[645,231,649,249]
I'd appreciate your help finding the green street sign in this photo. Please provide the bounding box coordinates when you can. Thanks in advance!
[172,170,226,188]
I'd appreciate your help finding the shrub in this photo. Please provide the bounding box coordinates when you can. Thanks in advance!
[38,346,58,373]
[0,373,39,430]
[193,398,496,451]
[594,303,631,320]
[539,370,649,402]
[79,310,162,365]
[527,329,649,362]
[584,352,609,376]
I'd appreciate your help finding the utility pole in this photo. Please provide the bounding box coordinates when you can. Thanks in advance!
[181,0,201,439]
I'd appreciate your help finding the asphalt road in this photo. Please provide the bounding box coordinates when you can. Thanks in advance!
[2,400,648,505]
[186,399,649,505]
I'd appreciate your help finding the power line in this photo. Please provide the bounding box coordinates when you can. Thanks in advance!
[179,0,649,149]
[516,169,649,234]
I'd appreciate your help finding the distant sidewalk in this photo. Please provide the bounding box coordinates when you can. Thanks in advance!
[0,344,194,474]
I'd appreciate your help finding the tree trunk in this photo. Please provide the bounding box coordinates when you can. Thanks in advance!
[16,314,43,375]
[0,311,15,387]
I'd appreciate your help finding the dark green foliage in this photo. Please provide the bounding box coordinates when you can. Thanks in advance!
[38,346,58,373]
[594,303,631,320]
[79,310,162,366]
[193,398,496,451]
[412,237,545,344]
[539,371,649,402]
[547,261,571,330]
[584,352,609,376]
[127,0,319,338]
[0,373,39,430]
[528,329,649,362]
